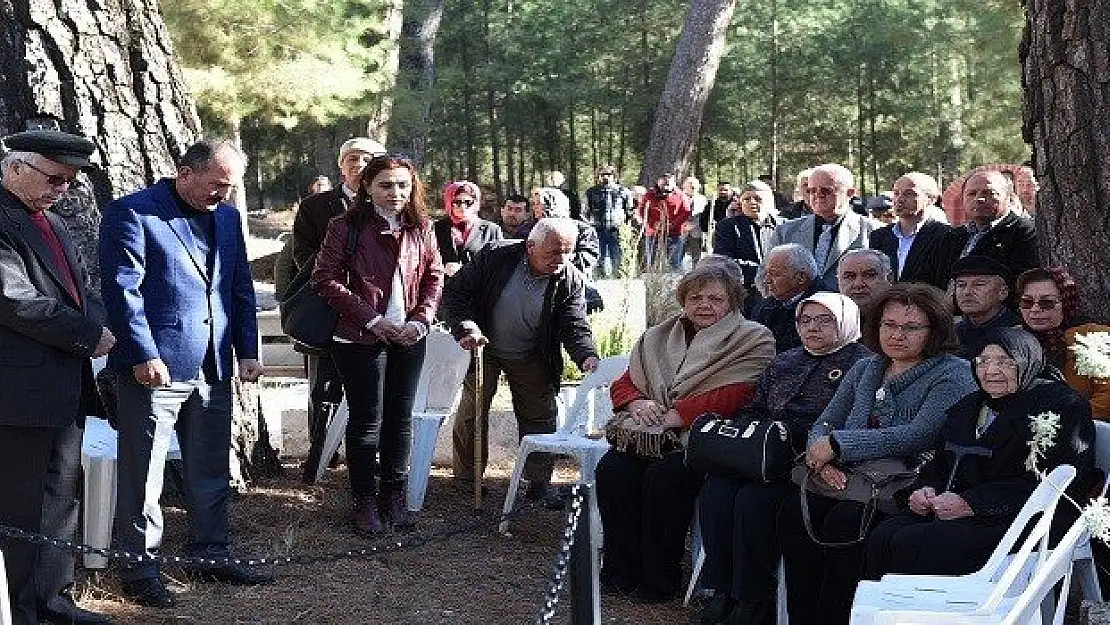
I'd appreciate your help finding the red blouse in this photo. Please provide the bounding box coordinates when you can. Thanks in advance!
[609,369,757,429]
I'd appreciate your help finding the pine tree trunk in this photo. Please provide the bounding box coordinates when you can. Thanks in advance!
[637,0,739,185]
[1021,0,1110,323]
[0,0,275,485]
[389,0,445,166]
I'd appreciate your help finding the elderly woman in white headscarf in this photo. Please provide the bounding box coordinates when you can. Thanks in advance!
[694,292,874,625]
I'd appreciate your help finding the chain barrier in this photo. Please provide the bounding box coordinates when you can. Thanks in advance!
[534,484,586,624]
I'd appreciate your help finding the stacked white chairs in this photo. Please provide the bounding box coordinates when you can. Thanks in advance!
[314,327,471,512]
[849,464,1078,624]
[497,354,629,543]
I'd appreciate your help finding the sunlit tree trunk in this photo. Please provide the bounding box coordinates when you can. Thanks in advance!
[637,0,739,185]
[390,0,445,166]
[367,0,405,144]
[1022,0,1110,323]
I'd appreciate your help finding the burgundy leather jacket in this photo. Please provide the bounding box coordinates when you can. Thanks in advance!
[311,209,444,345]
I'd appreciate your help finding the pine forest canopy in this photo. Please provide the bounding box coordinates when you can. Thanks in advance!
[161,0,1026,208]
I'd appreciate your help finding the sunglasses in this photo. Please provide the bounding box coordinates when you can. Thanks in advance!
[18,160,76,187]
[1018,297,1061,311]
[806,186,838,198]
[451,199,476,207]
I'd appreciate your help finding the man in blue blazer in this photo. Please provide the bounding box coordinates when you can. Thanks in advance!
[768,163,878,289]
[99,139,268,608]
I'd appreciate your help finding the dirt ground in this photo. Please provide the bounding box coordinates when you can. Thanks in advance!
[72,460,696,624]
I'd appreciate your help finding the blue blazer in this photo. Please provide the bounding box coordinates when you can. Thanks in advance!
[99,179,258,382]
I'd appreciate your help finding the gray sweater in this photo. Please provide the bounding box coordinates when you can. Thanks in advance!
[808,354,977,463]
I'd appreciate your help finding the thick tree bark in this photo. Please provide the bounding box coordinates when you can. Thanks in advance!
[0,0,275,484]
[367,0,405,145]
[1021,0,1110,323]
[637,0,739,185]
[389,0,445,166]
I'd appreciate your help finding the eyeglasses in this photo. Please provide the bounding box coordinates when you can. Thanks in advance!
[806,186,838,198]
[880,320,930,335]
[451,199,476,207]
[797,314,837,328]
[18,160,76,187]
[1018,297,1061,311]
[973,356,1018,371]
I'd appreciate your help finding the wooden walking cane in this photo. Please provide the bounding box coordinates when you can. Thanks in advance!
[473,344,484,509]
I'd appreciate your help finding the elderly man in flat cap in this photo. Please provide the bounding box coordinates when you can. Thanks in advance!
[0,130,116,625]
[951,254,1022,356]
[290,137,386,483]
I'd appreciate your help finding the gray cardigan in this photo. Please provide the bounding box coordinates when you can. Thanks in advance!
[808,354,977,463]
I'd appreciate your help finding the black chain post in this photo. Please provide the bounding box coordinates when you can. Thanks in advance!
[568,483,600,625]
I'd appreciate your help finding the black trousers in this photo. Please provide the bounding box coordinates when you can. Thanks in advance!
[35,422,84,608]
[699,476,792,602]
[0,424,60,625]
[864,513,1006,580]
[302,353,345,481]
[595,449,703,596]
[332,339,426,496]
[778,490,888,625]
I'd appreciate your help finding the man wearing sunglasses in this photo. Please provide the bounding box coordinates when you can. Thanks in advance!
[433,180,503,279]
[290,137,386,484]
[1,129,115,625]
[768,163,878,289]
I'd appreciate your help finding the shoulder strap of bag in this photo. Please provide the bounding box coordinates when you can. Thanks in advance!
[345,218,361,256]
[798,467,878,548]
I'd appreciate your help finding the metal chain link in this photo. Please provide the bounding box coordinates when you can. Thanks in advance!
[535,484,586,624]
[0,500,543,569]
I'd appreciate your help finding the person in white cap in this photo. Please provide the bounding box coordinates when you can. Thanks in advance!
[291,137,386,482]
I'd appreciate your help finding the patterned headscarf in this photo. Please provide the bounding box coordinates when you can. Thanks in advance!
[795,291,862,356]
[443,180,481,224]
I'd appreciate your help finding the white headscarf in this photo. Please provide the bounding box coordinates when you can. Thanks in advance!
[795,291,861,356]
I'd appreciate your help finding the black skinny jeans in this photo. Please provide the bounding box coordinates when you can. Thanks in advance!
[331,338,426,497]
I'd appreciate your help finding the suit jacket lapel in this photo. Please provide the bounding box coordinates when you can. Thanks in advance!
[44,211,87,309]
[1,202,82,308]
[212,206,238,286]
[156,185,210,283]
[827,213,860,273]
[901,221,937,279]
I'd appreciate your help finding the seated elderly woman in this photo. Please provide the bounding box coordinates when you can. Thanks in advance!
[865,327,1094,578]
[1017,267,1110,419]
[695,292,873,625]
[776,282,978,625]
[746,243,828,353]
[596,263,776,603]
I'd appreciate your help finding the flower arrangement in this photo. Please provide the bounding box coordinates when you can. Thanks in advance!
[1070,331,1110,379]
[1026,411,1110,546]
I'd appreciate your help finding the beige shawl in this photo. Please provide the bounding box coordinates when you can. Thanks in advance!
[628,310,775,409]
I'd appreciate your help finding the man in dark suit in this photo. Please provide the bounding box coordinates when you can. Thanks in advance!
[869,172,954,291]
[712,180,779,297]
[99,139,270,608]
[0,130,115,625]
[768,163,878,289]
[433,180,503,278]
[291,137,385,483]
[936,170,1038,286]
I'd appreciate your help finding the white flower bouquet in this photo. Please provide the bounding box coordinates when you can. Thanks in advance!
[1070,331,1110,379]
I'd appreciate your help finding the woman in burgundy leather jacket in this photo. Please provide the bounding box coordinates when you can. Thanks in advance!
[312,154,444,535]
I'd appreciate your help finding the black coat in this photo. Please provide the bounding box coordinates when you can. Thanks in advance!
[292,189,350,269]
[712,214,777,294]
[869,219,953,291]
[0,188,105,427]
[918,380,1095,521]
[934,212,1038,288]
[432,217,503,266]
[440,241,598,383]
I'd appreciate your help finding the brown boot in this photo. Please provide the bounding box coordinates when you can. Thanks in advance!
[352,495,384,536]
[378,486,417,531]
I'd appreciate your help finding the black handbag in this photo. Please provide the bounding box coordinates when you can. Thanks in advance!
[278,222,360,353]
[685,412,795,483]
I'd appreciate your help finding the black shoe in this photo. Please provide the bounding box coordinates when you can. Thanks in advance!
[378,488,418,531]
[120,577,175,608]
[183,563,274,585]
[40,594,114,625]
[722,599,774,625]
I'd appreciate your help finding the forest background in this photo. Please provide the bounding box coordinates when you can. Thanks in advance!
[161,0,1027,211]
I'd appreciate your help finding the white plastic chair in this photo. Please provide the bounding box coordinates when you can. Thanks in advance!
[685,546,790,625]
[852,514,1090,625]
[0,547,12,625]
[497,354,629,540]
[1071,419,1110,602]
[314,327,471,512]
[850,464,1077,623]
[80,416,182,569]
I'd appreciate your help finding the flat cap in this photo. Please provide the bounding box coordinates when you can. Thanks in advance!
[950,254,1013,284]
[2,129,96,169]
[337,137,386,168]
